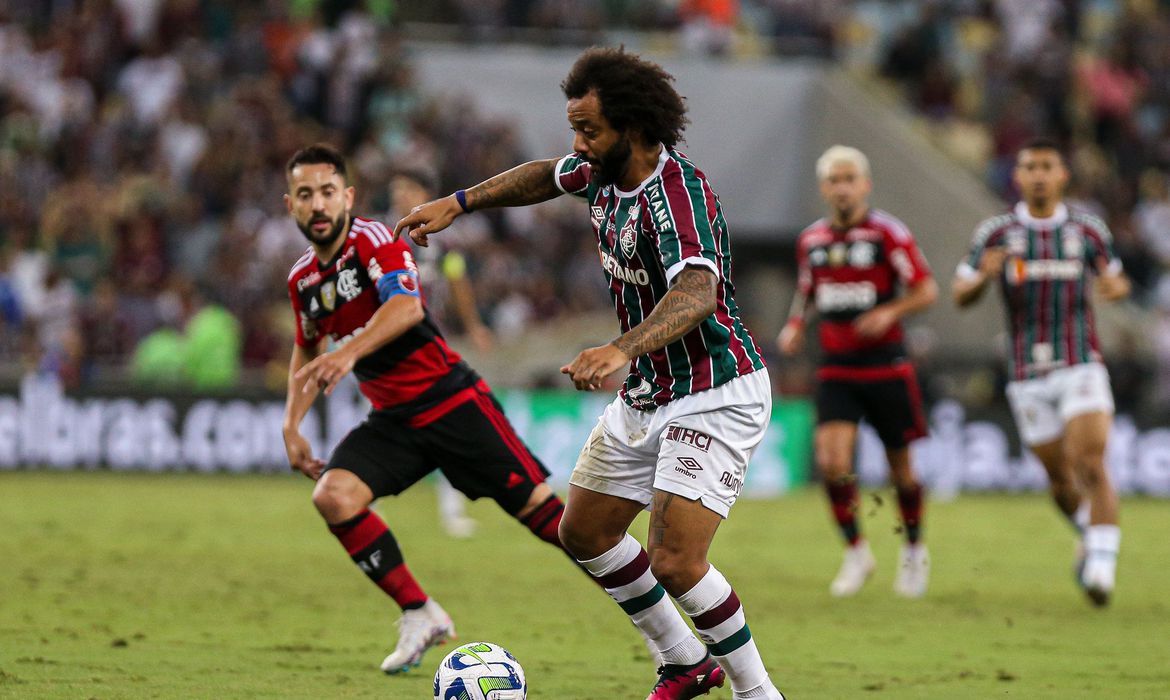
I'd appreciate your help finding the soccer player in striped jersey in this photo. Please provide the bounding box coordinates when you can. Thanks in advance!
[396,48,785,700]
[279,144,581,674]
[779,146,938,599]
[953,139,1131,606]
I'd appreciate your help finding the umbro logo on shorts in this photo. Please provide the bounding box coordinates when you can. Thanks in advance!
[676,457,703,471]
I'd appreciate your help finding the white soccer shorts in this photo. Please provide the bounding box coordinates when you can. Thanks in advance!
[1006,362,1115,446]
[569,369,771,518]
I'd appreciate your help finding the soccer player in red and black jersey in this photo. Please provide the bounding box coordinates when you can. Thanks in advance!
[778,145,938,599]
[279,144,574,674]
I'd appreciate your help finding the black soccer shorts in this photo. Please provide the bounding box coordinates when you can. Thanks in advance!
[815,363,928,449]
[326,381,550,515]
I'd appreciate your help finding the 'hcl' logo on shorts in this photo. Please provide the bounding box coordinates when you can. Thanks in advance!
[665,425,712,452]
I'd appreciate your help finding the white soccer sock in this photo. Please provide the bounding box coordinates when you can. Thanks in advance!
[1085,524,1121,568]
[578,534,703,666]
[676,565,776,694]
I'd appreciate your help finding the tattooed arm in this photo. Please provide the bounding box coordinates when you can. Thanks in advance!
[561,266,718,391]
[466,159,561,209]
[392,159,561,245]
[614,267,717,358]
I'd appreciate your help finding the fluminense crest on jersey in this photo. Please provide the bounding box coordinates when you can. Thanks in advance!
[619,204,640,257]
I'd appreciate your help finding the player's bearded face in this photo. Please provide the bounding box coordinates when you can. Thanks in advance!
[297,206,348,247]
[591,134,633,187]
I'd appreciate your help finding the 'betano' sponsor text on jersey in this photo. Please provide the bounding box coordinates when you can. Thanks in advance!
[287,216,476,417]
[795,209,932,375]
[555,148,765,409]
[958,202,1120,381]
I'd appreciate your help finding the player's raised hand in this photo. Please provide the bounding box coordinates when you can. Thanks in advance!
[283,429,325,480]
[979,247,1008,277]
[1094,258,1131,301]
[392,195,463,247]
[561,343,629,391]
[294,348,356,396]
[777,321,804,355]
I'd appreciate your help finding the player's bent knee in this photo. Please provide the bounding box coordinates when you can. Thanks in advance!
[311,472,369,523]
[817,458,852,481]
[516,482,554,520]
[558,515,622,560]
[648,548,706,594]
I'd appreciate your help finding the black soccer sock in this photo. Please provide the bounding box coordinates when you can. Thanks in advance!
[518,494,564,547]
[896,483,924,545]
[825,478,862,545]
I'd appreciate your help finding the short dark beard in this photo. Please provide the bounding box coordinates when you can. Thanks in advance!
[592,136,632,187]
[297,211,348,249]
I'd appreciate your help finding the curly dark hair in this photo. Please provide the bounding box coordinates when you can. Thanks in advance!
[286,143,348,181]
[561,47,689,149]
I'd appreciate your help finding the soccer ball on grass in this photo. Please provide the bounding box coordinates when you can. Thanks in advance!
[433,641,526,700]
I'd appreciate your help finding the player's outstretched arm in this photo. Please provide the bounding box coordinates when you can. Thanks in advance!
[560,267,717,391]
[393,159,561,246]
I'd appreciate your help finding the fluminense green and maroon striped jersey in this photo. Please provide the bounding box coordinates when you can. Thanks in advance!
[554,147,765,409]
[957,202,1121,381]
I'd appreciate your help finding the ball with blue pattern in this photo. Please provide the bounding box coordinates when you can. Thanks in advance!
[433,641,526,700]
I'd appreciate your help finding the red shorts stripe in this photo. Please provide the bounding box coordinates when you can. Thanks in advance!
[406,385,479,428]
[472,388,545,485]
[816,362,915,382]
[902,366,928,442]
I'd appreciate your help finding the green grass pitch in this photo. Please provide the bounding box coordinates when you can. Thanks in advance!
[1,471,1168,699]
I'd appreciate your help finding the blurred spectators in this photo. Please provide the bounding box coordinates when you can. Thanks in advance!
[852,0,1170,309]
[0,2,611,388]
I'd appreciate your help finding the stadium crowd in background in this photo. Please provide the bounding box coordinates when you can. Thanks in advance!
[0,1,610,389]
[1,0,1169,411]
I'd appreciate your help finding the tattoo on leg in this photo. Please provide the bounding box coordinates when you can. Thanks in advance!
[650,492,674,546]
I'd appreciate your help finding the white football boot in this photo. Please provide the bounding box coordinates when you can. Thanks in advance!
[829,540,876,597]
[893,543,930,598]
[381,598,456,674]
[1081,556,1115,607]
[1080,525,1120,607]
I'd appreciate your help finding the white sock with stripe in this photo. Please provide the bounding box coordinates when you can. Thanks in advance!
[578,534,705,666]
[676,565,780,699]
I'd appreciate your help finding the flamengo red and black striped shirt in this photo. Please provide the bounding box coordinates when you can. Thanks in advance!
[795,209,933,378]
[554,148,765,410]
[957,202,1120,381]
[287,216,476,420]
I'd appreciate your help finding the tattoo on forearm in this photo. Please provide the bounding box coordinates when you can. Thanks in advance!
[614,268,717,359]
[466,159,560,209]
[650,492,674,546]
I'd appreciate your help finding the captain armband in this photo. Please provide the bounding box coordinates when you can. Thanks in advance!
[376,268,421,302]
